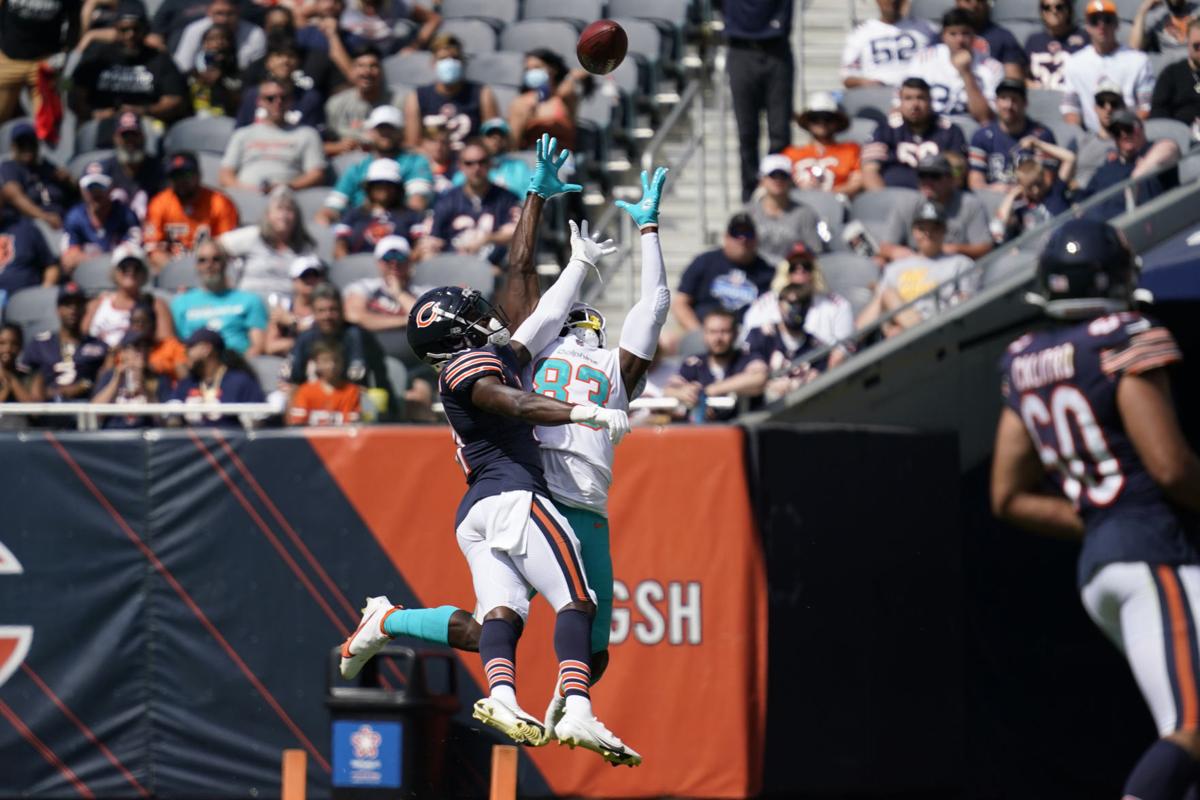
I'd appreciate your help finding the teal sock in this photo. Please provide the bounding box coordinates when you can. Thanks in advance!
[382,605,459,646]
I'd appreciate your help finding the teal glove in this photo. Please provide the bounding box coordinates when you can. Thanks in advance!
[527,133,583,198]
[614,167,669,229]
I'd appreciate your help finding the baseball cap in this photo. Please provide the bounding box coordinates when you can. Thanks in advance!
[1085,0,1117,14]
[786,241,814,265]
[996,78,1027,98]
[111,242,148,269]
[480,117,510,136]
[1107,108,1141,130]
[166,152,199,175]
[115,0,146,20]
[79,167,112,192]
[365,158,402,184]
[1094,79,1124,101]
[289,254,327,278]
[373,235,411,261]
[365,105,404,130]
[727,212,757,239]
[115,111,141,135]
[913,200,947,226]
[916,153,952,176]
[185,328,226,351]
[759,153,793,178]
[57,282,86,304]
[795,91,851,134]
[10,122,35,143]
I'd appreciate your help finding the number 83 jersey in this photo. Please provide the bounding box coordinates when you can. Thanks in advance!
[1000,311,1199,585]
[526,338,629,517]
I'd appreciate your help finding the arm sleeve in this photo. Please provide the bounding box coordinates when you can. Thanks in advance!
[968,129,988,174]
[618,231,670,361]
[300,128,326,172]
[221,130,244,170]
[510,258,589,356]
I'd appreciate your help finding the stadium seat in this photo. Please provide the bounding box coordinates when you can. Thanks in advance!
[850,187,922,244]
[414,254,495,296]
[330,254,377,289]
[198,152,223,187]
[501,20,583,69]
[440,18,498,53]
[522,0,604,31]
[440,0,519,29]
[1144,118,1193,154]
[947,114,979,142]
[1027,88,1066,123]
[818,252,880,315]
[466,51,527,89]
[34,219,60,257]
[908,0,951,22]
[250,355,287,393]
[76,114,159,154]
[1042,118,1083,150]
[606,0,689,60]
[162,116,236,156]
[294,188,329,222]
[679,328,705,358]
[1148,52,1171,77]
[840,117,878,145]
[4,286,59,337]
[974,186,1009,222]
[43,107,76,167]
[489,84,519,117]
[844,86,896,125]
[333,151,367,179]
[72,256,116,296]
[155,255,199,292]
[67,149,115,180]
[790,189,846,249]
[1003,20,1042,45]
[1180,153,1200,183]
[991,0,1038,22]
[224,188,269,226]
[383,52,436,87]
[311,225,337,261]
[612,17,667,91]
[385,355,408,394]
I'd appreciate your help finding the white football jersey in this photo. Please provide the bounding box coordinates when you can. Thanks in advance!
[526,337,629,517]
[890,44,1003,117]
[1060,45,1155,132]
[841,17,937,84]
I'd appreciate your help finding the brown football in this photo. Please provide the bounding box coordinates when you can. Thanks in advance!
[576,19,628,75]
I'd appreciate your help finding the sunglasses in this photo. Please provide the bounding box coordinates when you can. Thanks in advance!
[1087,13,1117,24]
[196,255,225,264]
[381,253,409,262]
[116,260,146,272]
[728,228,756,239]
[1040,3,1068,10]
[260,93,285,102]
[789,260,814,271]
[766,170,791,180]
[1096,97,1124,108]
[460,158,488,166]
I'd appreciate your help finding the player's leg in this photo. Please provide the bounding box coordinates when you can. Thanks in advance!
[381,606,480,651]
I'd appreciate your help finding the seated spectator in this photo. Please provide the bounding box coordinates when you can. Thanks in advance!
[968,79,1057,192]
[419,139,520,266]
[333,159,423,258]
[1080,109,1181,218]
[509,48,585,150]
[1150,20,1200,138]
[863,78,968,190]
[286,336,366,425]
[899,9,1003,123]
[879,154,994,261]
[265,254,324,356]
[955,0,1028,80]
[174,0,266,73]
[73,3,190,127]
[857,201,979,336]
[746,154,825,263]
[1131,0,1199,57]
[841,0,935,88]
[1061,0,1155,131]
[145,152,240,269]
[1026,0,1088,89]
[343,235,429,333]
[235,40,326,130]
[221,78,327,193]
[100,113,167,221]
[170,240,268,355]
[297,0,359,82]
[456,118,533,195]
[325,46,401,156]
[419,119,459,194]
[83,244,175,348]
[187,24,243,118]
[0,0,82,125]
[317,105,434,222]
[61,167,142,271]
[781,93,863,196]
[219,187,316,298]
[992,156,1075,241]
[403,34,498,150]
[340,0,440,55]
[127,299,187,382]
[665,309,767,422]
[169,328,266,427]
[22,284,109,403]
[242,8,341,99]
[90,331,172,428]
[0,323,33,407]
[0,194,59,294]
[1074,82,1125,187]
[1,123,70,229]
[672,213,774,333]
[747,282,827,402]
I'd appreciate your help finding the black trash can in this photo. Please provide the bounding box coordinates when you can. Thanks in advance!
[326,644,459,799]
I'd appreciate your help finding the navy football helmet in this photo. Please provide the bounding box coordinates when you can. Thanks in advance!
[407,286,511,366]
[1030,219,1139,319]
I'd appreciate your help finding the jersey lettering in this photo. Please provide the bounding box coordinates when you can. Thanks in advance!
[868,33,920,65]
[1019,386,1125,507]
[533,356,612,429]
[896,140,943,167]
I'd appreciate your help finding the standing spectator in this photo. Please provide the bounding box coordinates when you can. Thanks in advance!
[879,154,994,261]
[325,46,400,155]
[285,336,365,425]
[1079,109,1181,218]
[220,78,327,193]
[968,79,1057,191]
[459,118,533,195]
[297,0,358,82]
[0,324,34,406]
[234,40,324,130]
[343,234,429,333]
[955,0,1028,79]
[1150,19,1200,136]
[340,0,441,55]
[1061,0,1155,131]
[745,153,825,263]
[61,167,141,271]
[287,282,393,403]
[169,328,266,427]
[173,0,266,73]
[900,9,1003,123]
[187,25,243,118]
[242,7,341,100]
[672,213,774,332]
[1075,81,1126,185]
[723,0,794,201]
[665,308,767,422]
[170,239,268,355]
[507,48,584,151]
[219,187,317,298]
[72,3,189,126]
[420,139,520,266]
[1,123,70,229]
[781,93,863,196]
[0,195,59,294]
[317,105,434,222]
[863,78,968,190]
[145,152,239,269]
[99,113,166,220]
[83,243,174,348]
[841,0,935,88]
[1026,0,1089,89]
[90,331,172,428]
[264,254,323,356]
[856,201,979,335]
[1131,0,1199,56]
[403,34,497,149]
[992,156,1075,241]
[332,159,422,258]
[22,283,109,404]
[0,0,80,124]
[746,282,827,401]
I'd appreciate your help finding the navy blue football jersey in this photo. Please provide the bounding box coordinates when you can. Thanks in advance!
[1000,312,1198,584]
[862,114,968,189]
[429,184,521,265]
[438,344,550,524]
[969,118,1056,184]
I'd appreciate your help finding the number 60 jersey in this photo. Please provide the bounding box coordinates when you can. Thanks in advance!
[1000,311,1199,586]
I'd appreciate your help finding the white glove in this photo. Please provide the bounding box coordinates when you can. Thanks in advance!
[568,219,617,267]
[569,405,631,444]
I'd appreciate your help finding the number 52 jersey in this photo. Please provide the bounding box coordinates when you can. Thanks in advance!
[1000,311,1199,585]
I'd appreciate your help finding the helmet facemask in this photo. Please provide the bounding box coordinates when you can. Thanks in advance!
[560,304,606,350]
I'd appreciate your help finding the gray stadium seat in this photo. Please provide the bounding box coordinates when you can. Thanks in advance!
[947,114,980,143]
[850,187,922,244]
[840,117,878,145]
[466,51,526,89]
[293,188,329,222]
[501,20,583,70]
[162,116,236,156]
[440,18,498,53]
[975,186,1010,223]
[607,0,688,61]
[522,0,604,30]
[383,52,436,87]
[1002,19,1042,46]
[198,152,223,187]
[489,84,519,117]
[155,255,199,292]
[333,151,368,179]
[330,254,378,289]
[414,254,495,297]
[790,189,846,249]
[250,355,287,393]
[385,355,408,394]
[440,0,518,29]
[72,256,116,296]
[991,0,1039,22]
[1042,117,1083,150]
[679,329,705,358]
[4,286,59,338]
[818,252,880,315]
[34,219,60,257]
[1027,88,1067,123]
[1144,118,1193,153]
[612,17,667,76]
[224,188,269,225]
[77,117,162,154]
[311,225,337,262]
[1180,153,1200,183]
[843,86,896,125]
[908,0,952,22]
[68,149,115,180]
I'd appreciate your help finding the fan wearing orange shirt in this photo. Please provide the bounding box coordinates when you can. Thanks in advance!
[286,337,364,426]
[781,92,864,197]
[145,152,240,271]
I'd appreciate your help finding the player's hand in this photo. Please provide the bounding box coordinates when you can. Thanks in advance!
[614,166,669,229]
[568,219,616,266]
[570,405,631,444]
[528,133,583,199]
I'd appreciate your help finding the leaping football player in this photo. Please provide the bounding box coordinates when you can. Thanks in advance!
[991,219,1200,800]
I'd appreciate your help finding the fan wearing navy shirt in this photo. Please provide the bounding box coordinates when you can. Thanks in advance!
[745,283,828,401]
[62,168,142,269]
[673,213,774,333]
[968,79,1057,191]
[1025,0,1088,90]
[21,284,108,404]
[169,328,266,427]
[993,157,1073,242]
[1080,110,1180,220]
[424,140,520,266]
[0,202,59,296]
[0,124,70,227]
[955,0,1029,79]
[863,78,968,190]
[667,308,767,421]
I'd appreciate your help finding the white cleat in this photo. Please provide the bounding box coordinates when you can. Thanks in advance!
[554,711,642,767]
[339,596,398,679]
[543,682,565,742]
[472,695,549,746]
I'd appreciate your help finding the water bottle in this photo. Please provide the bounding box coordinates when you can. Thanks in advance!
[690,393,707,424]
[842,220,879,258]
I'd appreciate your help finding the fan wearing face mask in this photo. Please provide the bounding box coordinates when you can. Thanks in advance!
[508,48,589,151]
[403,33,499,149]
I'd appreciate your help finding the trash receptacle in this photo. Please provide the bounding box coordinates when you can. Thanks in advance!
[326,644,459,799]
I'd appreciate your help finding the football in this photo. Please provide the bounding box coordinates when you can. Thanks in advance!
[576,19,628,75]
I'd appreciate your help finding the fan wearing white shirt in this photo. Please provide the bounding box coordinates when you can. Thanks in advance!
[1060,0,1156,130]
[898,8,1003,124]
[841,0,937,87]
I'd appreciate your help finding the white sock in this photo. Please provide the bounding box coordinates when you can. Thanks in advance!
[491,685,517,707]
[564,694,592,718]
